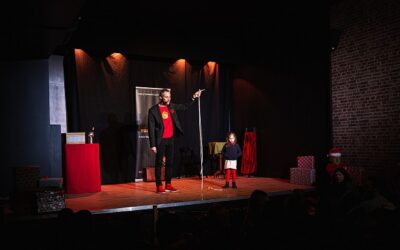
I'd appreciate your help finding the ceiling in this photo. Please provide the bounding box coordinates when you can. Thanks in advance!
[1,0,330,62]
[1,0,85,60]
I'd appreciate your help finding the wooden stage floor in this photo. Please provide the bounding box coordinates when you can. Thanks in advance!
[65,176,315,214]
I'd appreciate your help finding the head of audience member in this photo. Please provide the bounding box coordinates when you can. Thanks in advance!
[333,167,352,184]
[328,147,342,165]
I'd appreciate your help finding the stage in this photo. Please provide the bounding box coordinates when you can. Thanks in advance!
[65,176,315,214]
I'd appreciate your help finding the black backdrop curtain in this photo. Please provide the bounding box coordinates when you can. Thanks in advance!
[65,50,230,184]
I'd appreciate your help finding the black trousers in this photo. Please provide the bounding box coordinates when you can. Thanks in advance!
[155,137,174,186]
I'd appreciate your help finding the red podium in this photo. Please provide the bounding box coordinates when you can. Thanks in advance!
[65,144,101,194]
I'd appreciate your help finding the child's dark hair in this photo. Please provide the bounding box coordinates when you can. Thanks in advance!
[226,131,237,144]
[334,167,352,182]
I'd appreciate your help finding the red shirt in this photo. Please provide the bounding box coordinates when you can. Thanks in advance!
[159,105,173,138]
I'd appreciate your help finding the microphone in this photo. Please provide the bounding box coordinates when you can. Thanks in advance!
[193,89,205,100]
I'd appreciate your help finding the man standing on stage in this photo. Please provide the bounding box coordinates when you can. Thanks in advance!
[148,88,202,193]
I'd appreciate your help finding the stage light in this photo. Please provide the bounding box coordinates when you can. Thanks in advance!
[109,52,124,59]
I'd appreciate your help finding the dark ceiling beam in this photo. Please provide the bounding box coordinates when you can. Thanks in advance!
[0,0,86,60]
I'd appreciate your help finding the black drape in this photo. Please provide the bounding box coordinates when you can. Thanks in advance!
[65,51,230,183]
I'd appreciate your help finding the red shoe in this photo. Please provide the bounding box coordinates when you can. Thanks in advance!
[156,185,165,193]
[165,184,178,192]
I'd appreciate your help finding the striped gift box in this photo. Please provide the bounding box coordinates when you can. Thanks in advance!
[297,156,315,169]
[290,167,316,185]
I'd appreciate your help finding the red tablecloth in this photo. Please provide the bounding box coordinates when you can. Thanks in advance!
[65,144,101,194]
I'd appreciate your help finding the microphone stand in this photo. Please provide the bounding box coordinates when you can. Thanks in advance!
[197,89,204,191]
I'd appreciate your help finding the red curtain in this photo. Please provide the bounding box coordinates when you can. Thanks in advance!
[240,131,257,175]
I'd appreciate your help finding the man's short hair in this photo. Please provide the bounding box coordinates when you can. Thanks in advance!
[159,88,170,97]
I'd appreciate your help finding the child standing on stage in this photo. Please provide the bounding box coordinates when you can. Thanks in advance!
[222,132,242,189]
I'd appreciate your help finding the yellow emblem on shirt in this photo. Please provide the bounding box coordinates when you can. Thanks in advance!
[162,111,169,119]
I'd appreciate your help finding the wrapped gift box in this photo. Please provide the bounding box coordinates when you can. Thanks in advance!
[297,156,315,169]
[143,167,165,182]
[290,167,316,185]
[36,189,65,214]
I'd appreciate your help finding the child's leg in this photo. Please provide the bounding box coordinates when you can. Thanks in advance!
[225,169,231,182]
[232,169,237,182]
[232,170,237,188]
[223,169,231,188]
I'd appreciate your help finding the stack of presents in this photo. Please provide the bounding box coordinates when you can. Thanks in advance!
[289,154,365,186]
[12,165,65,215]
[36,177,65,214]
[290,156,316,185]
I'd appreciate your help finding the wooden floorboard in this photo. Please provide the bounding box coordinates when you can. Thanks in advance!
[65,176,314,214]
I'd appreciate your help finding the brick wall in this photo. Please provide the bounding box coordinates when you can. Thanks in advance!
[330,0,400,175]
